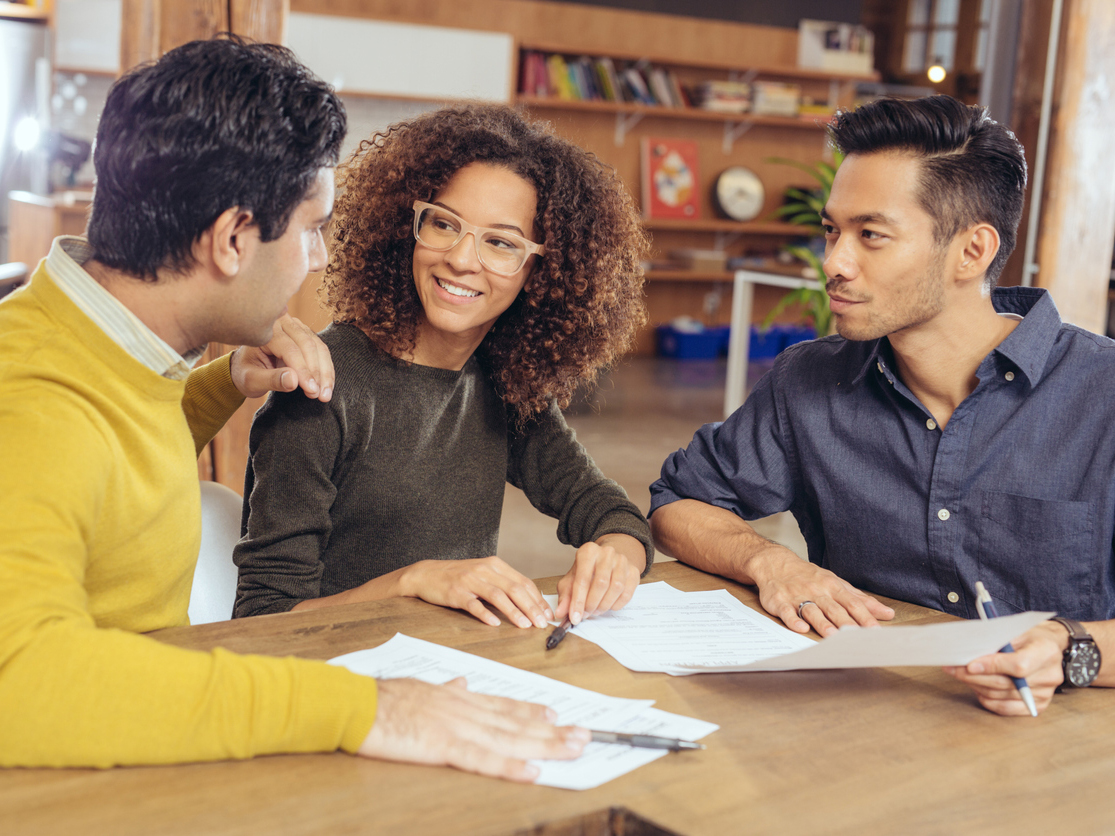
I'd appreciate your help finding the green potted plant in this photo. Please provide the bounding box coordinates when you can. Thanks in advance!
[762,151,843,337]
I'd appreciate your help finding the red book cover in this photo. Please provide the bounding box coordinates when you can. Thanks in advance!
[641,137,700,219]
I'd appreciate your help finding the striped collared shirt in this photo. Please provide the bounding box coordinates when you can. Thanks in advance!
[45,237,206,380]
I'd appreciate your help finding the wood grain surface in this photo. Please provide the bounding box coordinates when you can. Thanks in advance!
[3,562,1111,835]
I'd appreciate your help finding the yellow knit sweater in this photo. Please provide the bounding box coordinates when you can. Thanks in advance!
[0,265,378,767]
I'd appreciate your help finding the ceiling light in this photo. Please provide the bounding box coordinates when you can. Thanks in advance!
[14,116,42,152]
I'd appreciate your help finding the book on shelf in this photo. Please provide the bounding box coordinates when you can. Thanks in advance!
[648,67,679,108]
[518,50,690,109]
[641,137,700,220]
[570,56,606,101]
[567,57,586,99]
[622,65,655,105]
[798,98,836,119]
[545,53,578,100]
[519,50,549,97]
[669,72,691,108]
[751,81,801,117]
[691,80,752,113]
[595,56,622,102]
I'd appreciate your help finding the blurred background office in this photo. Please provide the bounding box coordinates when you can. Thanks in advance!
[3,0,1113,577]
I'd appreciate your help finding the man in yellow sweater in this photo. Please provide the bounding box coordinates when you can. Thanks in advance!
[0,36,588,778]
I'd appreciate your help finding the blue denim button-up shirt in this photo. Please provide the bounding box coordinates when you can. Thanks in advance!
[650,287,1115,621]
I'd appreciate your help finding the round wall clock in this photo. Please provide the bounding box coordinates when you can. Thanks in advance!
[713,166,765,221]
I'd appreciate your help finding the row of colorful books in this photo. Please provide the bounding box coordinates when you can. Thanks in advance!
[518,51,822,119]
[519,51,691,108]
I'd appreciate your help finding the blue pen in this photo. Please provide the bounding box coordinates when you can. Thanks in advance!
[974,581,1038,717]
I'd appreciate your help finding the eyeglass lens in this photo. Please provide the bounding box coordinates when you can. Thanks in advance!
[415,206,529,274]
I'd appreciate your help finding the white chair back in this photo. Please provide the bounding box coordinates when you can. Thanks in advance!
[189,480,244,624]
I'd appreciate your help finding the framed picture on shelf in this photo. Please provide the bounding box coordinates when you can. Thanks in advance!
[641,137,700,220]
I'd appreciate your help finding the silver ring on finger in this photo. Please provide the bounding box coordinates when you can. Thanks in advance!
[797,600,816,619]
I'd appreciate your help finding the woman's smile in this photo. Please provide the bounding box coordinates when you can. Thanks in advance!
[410,162,539,369]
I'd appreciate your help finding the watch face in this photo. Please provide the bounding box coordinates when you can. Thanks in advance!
[714,166,765,221]
[1067,642,1102,687]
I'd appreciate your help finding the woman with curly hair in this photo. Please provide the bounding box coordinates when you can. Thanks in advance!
[232,103,653,630]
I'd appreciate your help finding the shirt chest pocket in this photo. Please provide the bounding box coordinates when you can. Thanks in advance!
[977,491,1095,617]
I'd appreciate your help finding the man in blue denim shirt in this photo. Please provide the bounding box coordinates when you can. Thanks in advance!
[650,95,1113,716]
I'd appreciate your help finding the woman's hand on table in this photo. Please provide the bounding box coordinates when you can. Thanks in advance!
[399,557,554,629]
[358,677,589,781]
[554,534,645,625]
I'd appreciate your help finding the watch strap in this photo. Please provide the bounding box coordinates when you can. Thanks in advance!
[1051,616,1090,641]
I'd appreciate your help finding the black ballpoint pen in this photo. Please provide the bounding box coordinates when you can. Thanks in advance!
[546,617,573,650]
[589,731,705,751]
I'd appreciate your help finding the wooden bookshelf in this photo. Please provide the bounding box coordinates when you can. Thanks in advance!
[642,218,805,235]
[517,95,833,140]
[519,40,879,83]
[514,43,855,354]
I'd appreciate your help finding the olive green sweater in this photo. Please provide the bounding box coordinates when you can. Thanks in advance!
[234,323,652,617]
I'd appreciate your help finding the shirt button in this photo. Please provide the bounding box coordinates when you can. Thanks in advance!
[877,361,884,373]
[947,591,960,603]
[926,418,937,430]
[937,508,950,521]
[1005,371,1015,381]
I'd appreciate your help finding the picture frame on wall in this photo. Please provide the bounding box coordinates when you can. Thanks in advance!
[641,137,700,220]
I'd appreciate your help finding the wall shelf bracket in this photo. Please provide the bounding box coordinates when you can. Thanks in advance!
[713,231,744,250]
[721,118,754,154]
[614,111,645,146]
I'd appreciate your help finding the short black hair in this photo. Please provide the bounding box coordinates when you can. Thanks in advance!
[827,95,1027,287]
[87,36,346,279]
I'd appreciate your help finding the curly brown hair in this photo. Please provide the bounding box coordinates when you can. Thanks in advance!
[323,103,649,422]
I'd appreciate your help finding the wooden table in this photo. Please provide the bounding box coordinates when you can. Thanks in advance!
[4,562,1112,835]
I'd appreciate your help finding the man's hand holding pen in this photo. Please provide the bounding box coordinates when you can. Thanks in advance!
[944,621,1069,716]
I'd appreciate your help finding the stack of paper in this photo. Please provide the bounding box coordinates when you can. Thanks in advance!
[547,582,813,675]
[329,634,717,790]
[547,583,1053,675]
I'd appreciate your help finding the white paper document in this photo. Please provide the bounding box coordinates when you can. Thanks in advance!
[546,582,813,675]
[546,583,1054,675]
[328,633,717,791]
[689,609,1055,672]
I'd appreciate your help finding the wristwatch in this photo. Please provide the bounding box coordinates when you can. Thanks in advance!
[1050,617,1101,688]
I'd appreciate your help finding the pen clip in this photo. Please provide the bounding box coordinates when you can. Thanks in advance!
[974,581,991,619]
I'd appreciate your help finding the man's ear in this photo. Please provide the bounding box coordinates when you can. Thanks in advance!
[198,207,256,279]
[956,223,1000,283]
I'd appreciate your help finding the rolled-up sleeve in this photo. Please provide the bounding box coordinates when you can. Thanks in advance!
[650,368,796,521]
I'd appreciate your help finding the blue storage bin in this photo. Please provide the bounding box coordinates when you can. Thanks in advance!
[659,323,814,361]
[749,323,817,357]
[749,326,783,360]
[657,324,730,359]
[779,324,817,349]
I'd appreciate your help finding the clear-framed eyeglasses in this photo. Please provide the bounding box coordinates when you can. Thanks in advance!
[412,201,545,276]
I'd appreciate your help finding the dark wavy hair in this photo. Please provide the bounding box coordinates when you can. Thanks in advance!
[828,95,1027,287]
[87,35,346,279]
[325,103,649,422]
